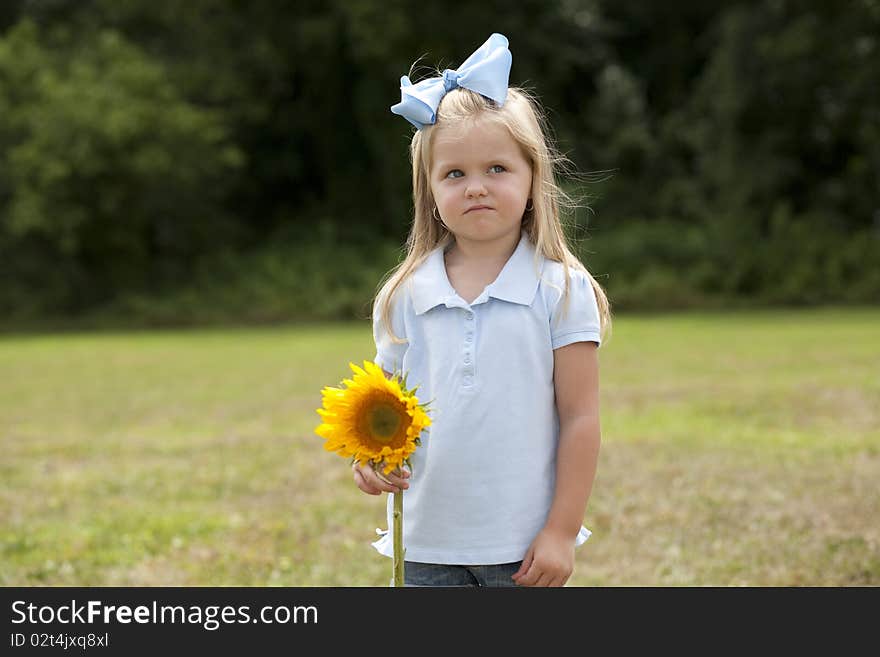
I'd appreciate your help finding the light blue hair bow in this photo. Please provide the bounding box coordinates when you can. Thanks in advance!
[390,33,512,130]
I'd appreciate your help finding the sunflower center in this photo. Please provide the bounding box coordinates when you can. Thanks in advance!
[367,402,403,444]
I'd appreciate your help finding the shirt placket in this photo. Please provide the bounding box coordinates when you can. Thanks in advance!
[463,308,476,387]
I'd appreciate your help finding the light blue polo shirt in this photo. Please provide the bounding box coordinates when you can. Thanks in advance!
[371,230,602,565]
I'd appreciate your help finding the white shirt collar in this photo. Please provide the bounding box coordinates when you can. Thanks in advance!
[411,231,543,315]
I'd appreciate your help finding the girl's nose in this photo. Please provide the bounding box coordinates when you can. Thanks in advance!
[465,180,488,197]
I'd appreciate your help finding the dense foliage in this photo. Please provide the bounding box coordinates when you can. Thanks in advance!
[1,0,877,324]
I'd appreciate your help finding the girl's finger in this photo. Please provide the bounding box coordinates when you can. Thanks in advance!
[353,462,407,493]
[382,470,410,489]
[533,572,551,588]
[353,467,381,495]
[373,467,406,493]
[365,469,399,494]
[512,550,533,581]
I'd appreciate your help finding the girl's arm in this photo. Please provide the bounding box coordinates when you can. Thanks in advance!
[512,340,601,586]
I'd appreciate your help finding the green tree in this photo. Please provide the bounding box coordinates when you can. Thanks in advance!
[0,19,242,315]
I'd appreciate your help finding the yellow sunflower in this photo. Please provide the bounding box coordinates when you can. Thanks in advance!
[315,360,431,475]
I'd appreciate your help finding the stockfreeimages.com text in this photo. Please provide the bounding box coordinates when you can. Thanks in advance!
[11,599,317,631]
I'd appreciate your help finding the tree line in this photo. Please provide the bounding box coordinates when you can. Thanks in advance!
[1,0,877,325]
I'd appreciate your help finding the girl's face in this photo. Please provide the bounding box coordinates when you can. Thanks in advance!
[429,118,532,248]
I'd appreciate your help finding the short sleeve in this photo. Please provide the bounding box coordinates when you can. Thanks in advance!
[550,269,602,350]
[372,284,408,374]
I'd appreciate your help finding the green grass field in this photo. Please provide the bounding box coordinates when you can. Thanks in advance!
[2,307,878,586]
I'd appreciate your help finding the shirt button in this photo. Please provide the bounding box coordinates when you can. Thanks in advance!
[464,357,471,364]
[465,333,473,342]
[465,312,474,320]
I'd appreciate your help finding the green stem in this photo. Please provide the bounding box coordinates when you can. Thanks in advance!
[393,490,404,587]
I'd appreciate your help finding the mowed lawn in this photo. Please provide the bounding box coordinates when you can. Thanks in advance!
[1,307,878,586]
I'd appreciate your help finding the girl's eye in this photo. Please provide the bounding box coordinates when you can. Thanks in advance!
[489,164,506,173]
[445,170,463,179]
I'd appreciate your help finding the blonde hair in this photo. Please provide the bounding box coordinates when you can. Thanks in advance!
[375,85,612,345]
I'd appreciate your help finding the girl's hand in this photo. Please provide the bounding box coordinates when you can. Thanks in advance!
[352,462,410,496]
[511,527,575,587]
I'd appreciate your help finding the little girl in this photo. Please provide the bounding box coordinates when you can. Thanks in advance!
[354,33,612,587]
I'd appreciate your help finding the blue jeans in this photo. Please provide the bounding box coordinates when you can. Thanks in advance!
[403,560,523,587]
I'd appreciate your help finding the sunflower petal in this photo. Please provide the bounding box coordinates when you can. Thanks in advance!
[314,360,431,468]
